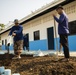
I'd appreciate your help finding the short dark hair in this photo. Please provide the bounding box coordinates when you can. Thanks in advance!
[56,5,64,11]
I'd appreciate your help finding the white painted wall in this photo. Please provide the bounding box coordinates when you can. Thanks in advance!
[1,31,10,45]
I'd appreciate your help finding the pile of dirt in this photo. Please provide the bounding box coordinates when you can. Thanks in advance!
[0,55,76,75]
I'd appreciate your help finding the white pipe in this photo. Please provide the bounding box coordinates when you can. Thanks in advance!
[1,74,5,75]
[0,66,5,74]
[7,36,13,45]
[12,73,20,75]
[5,69,11,75]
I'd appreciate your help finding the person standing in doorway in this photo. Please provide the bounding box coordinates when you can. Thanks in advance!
[53,6,70,61]
[23,34,29,51]
[9,19,23,59]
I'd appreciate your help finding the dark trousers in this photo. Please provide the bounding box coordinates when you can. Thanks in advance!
[23,45,29,51]
[60,34,70,58]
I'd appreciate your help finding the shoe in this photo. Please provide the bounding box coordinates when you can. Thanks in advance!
[18,56,21,59]
[61,58,69,62]
[59,51,63,54]
[12,56,21,59]
[12,56,18,59]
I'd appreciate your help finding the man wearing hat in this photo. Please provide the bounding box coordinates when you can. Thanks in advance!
[9,19,23,59]
[53,6,70,61]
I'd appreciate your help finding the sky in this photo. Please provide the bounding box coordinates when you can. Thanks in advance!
[0,0,54,25]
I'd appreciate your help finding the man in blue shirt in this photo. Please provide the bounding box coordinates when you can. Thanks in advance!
[9,19,23,59]
[53,6,70,61]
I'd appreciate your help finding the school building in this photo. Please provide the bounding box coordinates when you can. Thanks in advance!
[0,0,76,51]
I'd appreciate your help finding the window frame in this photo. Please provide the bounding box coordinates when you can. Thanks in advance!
[69,20,76,35]
[34,30,40,41]
[2,40,4,45]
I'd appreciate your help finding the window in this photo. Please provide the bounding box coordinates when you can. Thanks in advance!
[5,39,7,45]
[69,20,76,35]
[34,30,40,41]
[2,40,4,45]
[5,39,7,49]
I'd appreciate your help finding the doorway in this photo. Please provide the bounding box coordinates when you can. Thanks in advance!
[47,27,54,50]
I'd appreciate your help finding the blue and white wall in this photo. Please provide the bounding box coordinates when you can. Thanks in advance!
[1,31,14,50]
[0,1,76,51]
[23,11,56,51]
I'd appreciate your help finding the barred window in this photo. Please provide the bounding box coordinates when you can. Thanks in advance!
[2,40,4,45]
[69,20,76,35]
[5,39,7,45]
[34,30,40,41]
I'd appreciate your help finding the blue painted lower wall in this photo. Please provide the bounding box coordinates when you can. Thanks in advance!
[29,39,48,51]
[2,45,6,50]
[68,35,76,51]
[1,35,76,51]
[54,35,76,51]
[54,38,60,50]
[1,44,13,50]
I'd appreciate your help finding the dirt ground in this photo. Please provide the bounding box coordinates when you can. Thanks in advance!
[0,55,76,75]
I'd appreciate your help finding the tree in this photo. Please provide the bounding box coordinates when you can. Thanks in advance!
[0,24,5,41]
[0,24,5,31]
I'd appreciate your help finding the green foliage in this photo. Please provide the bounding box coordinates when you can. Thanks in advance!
[0,24,5,27]
[0,24,5,31]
